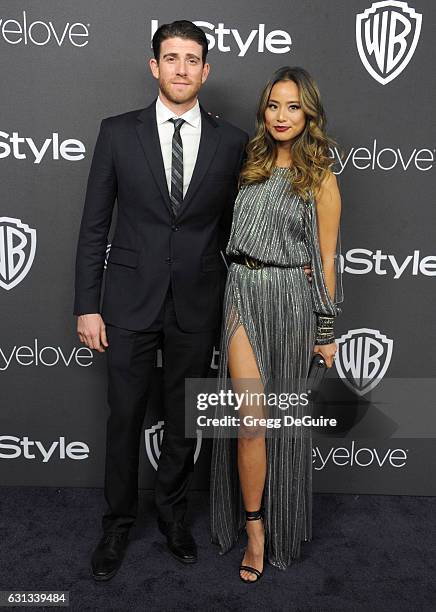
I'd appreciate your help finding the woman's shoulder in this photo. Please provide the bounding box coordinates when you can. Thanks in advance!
[237,179,264,194]
[313,170,342,219]
[238,167,287,189]
[316,170,339,198]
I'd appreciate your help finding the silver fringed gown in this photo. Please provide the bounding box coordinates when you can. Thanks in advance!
[210,167,344,570]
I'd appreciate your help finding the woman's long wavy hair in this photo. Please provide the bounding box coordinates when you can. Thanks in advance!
[240,66,338,200]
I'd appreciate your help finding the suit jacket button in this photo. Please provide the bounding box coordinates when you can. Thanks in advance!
[165,257,172,263]
[172,225,179,231]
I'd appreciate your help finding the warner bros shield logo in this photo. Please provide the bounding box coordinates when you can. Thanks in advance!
[144,421,203,471]
[356,1,422,85]
[335,328,393,396]
[0,217,37,291]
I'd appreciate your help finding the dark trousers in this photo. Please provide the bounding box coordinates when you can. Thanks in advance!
[102,288,216,534]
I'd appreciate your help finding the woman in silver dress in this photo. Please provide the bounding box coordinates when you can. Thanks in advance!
[210,66,343,582]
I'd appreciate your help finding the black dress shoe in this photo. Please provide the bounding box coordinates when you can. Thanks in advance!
[158,519,197,564]
[91,532,129,581]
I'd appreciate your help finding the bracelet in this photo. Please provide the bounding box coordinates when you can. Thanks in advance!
[315,314,335,345]
[315,336,336,345]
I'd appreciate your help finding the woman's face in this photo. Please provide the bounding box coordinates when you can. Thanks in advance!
[264,80,306,145]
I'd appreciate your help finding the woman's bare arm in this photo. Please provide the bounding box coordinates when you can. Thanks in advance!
[315,171,342,303]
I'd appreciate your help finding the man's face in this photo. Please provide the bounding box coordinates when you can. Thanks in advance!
[149,37,210,107]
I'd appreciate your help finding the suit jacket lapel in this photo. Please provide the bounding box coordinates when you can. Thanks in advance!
[135,102,172,215]
[135,102,220,219]
[176,107,220,219]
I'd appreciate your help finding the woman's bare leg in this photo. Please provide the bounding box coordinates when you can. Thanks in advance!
[228,325,266,581]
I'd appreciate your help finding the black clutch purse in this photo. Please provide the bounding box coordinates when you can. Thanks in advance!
[306,353,328,398]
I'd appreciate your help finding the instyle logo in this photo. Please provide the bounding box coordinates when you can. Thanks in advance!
[356,1,422,85]
[0,131,85,164]
[0,339,93,371]
[0,11,89,47]
[0,436,89,462]
[313,440,408,470]
[144,421,202,470]
[330,140,434,174]
[341,249,436,278]
[335,328,393,396]
[151,19,292,57]
[0,217,36,291]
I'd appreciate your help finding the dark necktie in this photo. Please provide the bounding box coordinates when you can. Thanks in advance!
[170,118,185,216]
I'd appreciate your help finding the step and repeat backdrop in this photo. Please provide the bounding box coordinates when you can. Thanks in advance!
[1,0,435,494]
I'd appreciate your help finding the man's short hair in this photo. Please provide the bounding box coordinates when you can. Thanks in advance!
[152,20,208,63]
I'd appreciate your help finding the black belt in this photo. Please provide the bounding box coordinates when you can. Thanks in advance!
[230,254,303,270]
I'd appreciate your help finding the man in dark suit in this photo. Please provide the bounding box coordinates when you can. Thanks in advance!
[74,20,248,580]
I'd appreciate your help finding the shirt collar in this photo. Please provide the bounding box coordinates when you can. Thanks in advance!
[156,96,201,128]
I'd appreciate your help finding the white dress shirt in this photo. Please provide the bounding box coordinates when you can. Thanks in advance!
[155,96,202,198]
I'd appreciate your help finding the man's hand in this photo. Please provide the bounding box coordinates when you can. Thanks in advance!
[77,313,108,353]
[304,265,313,281]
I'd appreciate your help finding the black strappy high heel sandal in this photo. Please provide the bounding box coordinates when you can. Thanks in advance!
[239,508,265,583]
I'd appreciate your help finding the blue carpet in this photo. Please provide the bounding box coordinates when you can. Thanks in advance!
[0,487,435,611]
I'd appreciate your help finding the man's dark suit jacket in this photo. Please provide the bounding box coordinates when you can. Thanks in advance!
[74,101,248,332]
